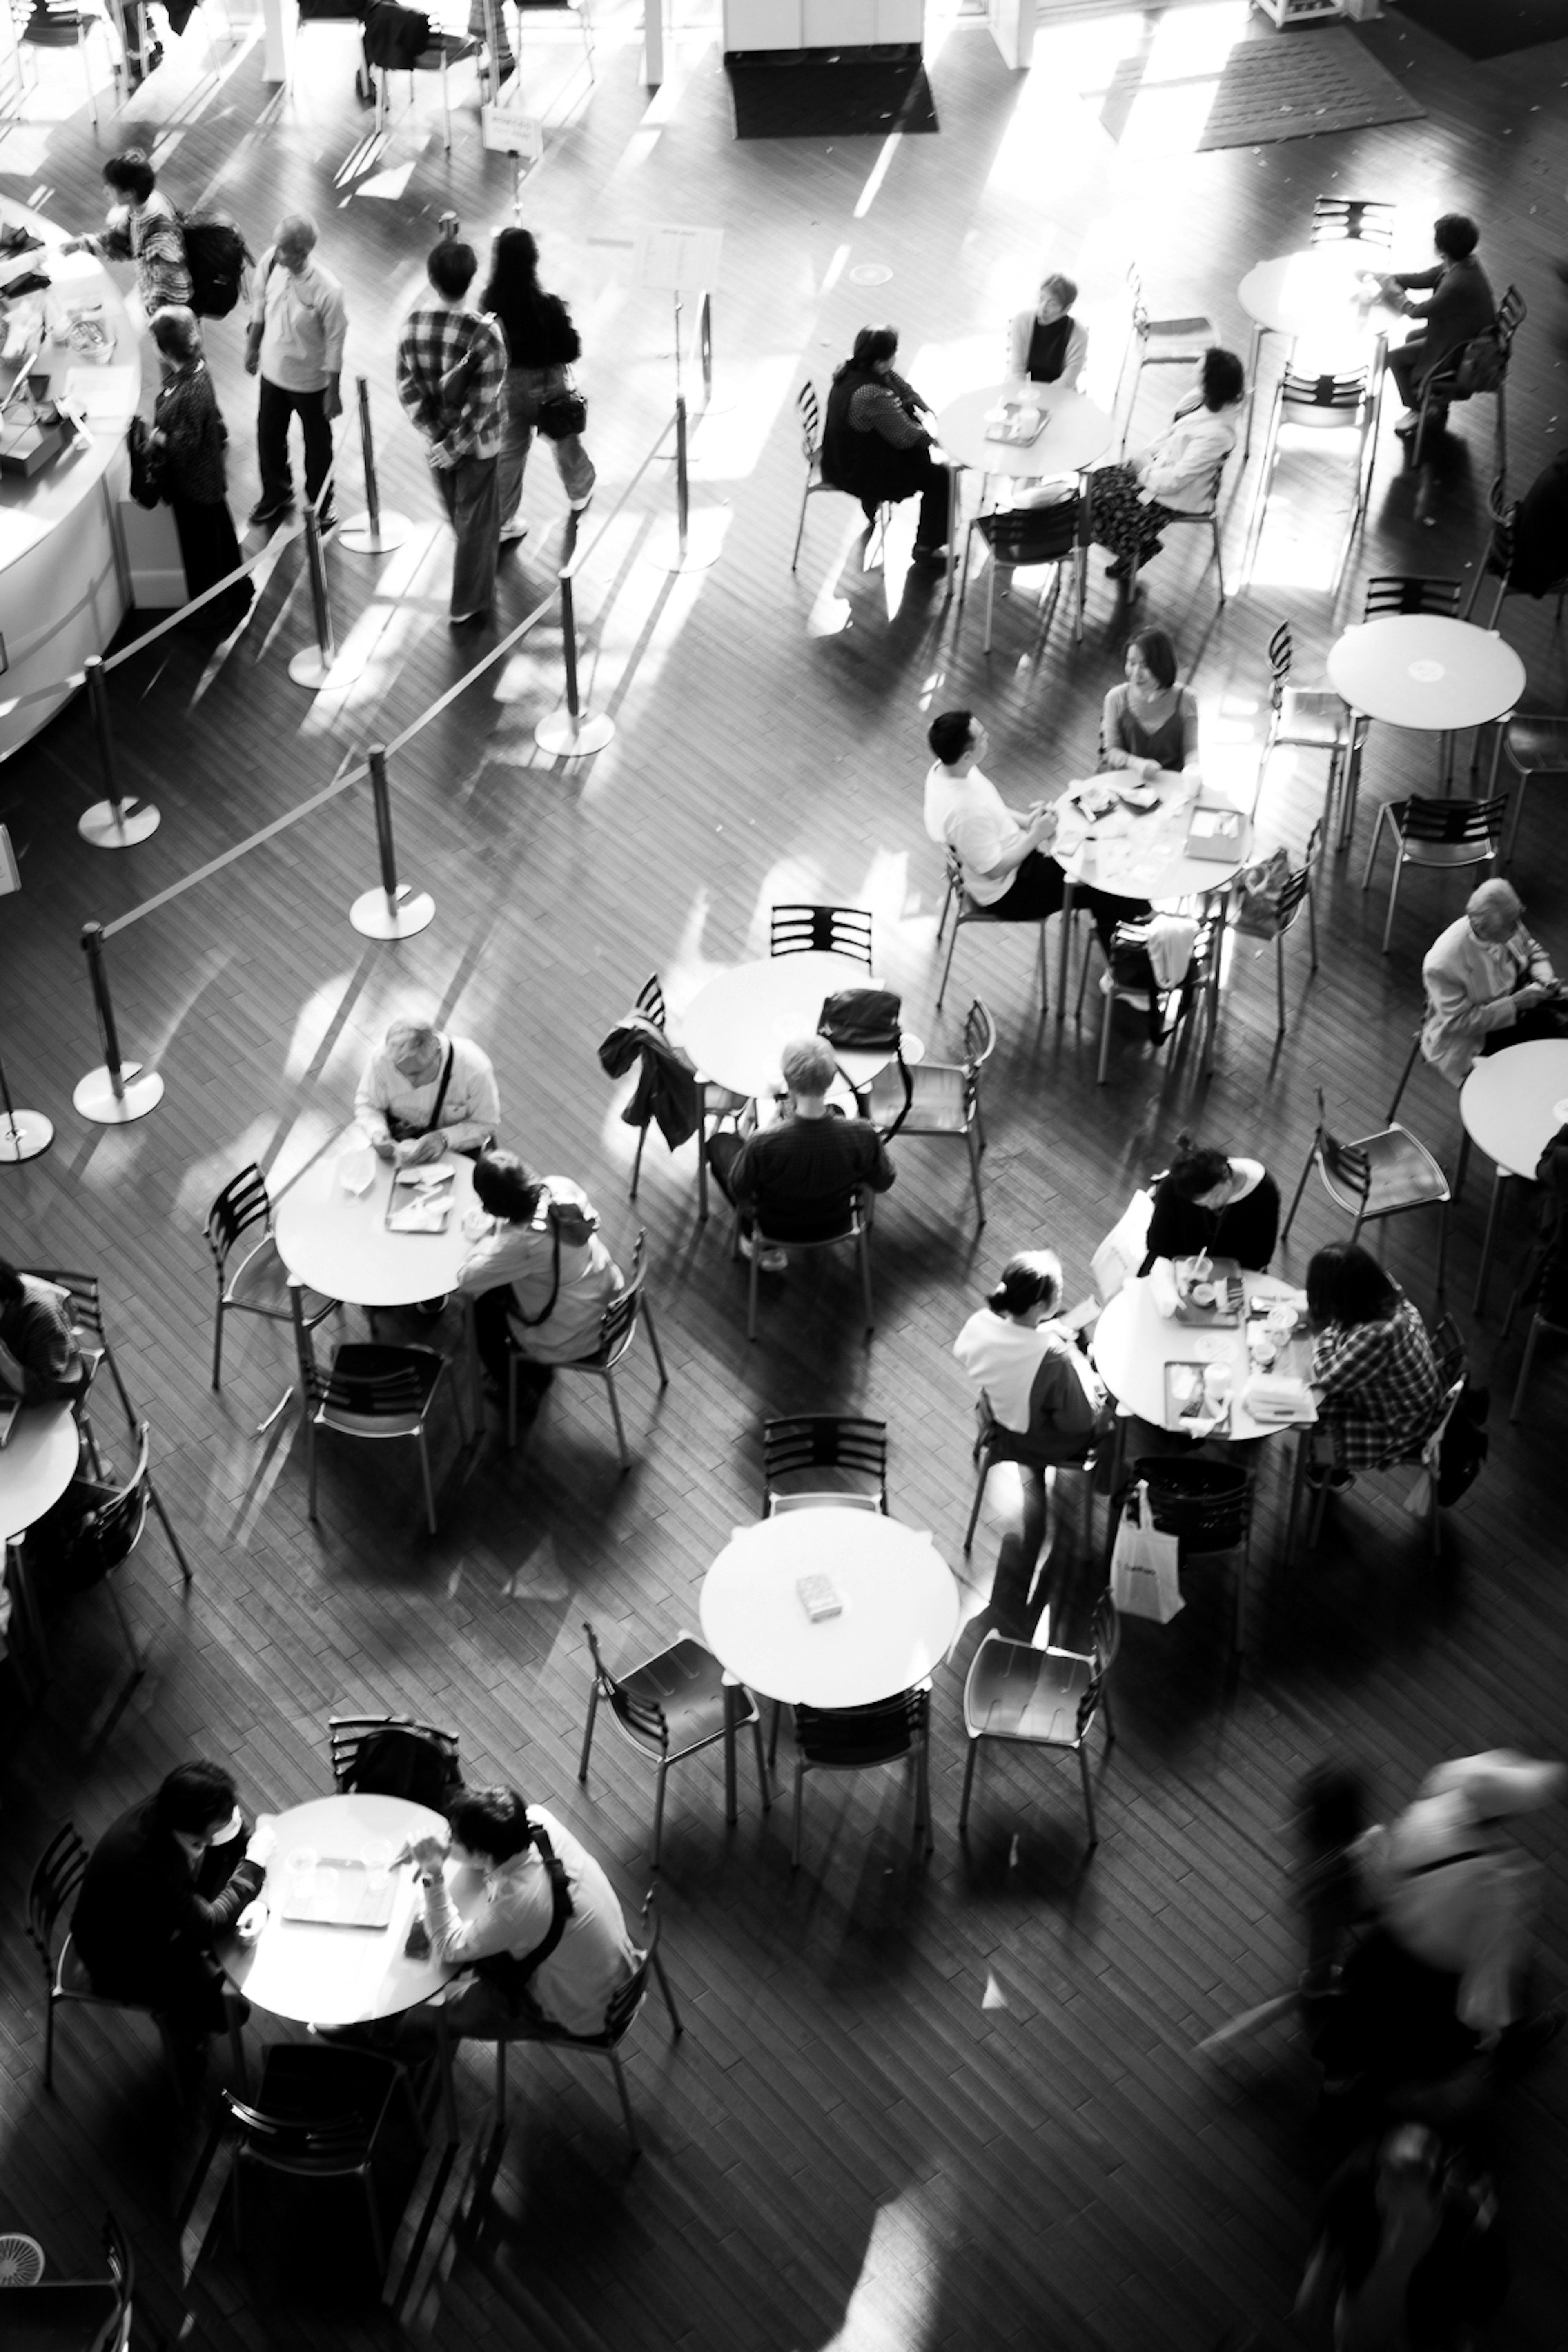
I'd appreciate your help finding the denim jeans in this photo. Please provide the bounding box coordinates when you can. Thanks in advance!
[497,365,596,523]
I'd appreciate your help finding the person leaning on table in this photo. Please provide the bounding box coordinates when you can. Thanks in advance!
[454,1151,622,1408]
[1138,1136,1280,1276]
[1302,1242,1444,1492]
[1420,879,1568,1087]
[353,1018,500,1167]
[1377,212,1496,438]
[1006,272,1088,390]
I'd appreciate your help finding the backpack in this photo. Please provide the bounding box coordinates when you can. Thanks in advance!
[1232,846,1292,940]
[1435,1379,1490,1506]
[1453,330,1505,397]
[179,214,252,318]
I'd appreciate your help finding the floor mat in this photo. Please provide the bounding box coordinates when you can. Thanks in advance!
[727,53,938,139]
[1392,0,1568,59]
[1193,26,1425,149]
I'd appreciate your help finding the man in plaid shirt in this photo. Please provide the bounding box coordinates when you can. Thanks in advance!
[396,239,508,624]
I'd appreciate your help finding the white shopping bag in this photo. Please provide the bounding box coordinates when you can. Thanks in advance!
[1109,1480,1185,1623]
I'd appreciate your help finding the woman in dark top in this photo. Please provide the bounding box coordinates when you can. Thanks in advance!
[1099,628,1201,782]
[149,306,252,631]
[481,227,596,539]
[1006,272,1087,388]
[1140,1136,1280,1274]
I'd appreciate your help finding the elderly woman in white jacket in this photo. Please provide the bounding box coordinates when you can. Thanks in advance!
[1090,347,1245,580]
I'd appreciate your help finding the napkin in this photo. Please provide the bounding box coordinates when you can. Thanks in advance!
[387,1196,452,1234]
[1243,1374,1314,1424]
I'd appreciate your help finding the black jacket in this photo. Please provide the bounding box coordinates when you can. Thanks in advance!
[71,1798,263,2008]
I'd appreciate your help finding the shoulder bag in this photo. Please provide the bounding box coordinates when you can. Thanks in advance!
[127,415,164,508]
[537,368,588,441]
[818,988,913,1140]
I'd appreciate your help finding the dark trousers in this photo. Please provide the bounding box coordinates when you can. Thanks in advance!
[471,1286,552,1394]
[860,449,951,548]
[257,375,334,508]
[170,498,254,630]
[432,453,500,619]
[1389,337,1437,412]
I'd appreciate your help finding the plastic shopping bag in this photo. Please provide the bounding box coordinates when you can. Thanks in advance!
[1109,1480,1185,1623]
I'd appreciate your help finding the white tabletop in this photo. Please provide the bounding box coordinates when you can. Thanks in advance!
[1052,774,1252,904]
[1325,618,1527,733]
[936,385,1115,482]
[1459,1038,1568,1179]
[1094,1270,1316,1442]
[1238,247,1394,346]
[274,1142,478,1308]
[680,951,907,1102]
[699,1508,960,1708]
[0,1403,79,1539]
[221,1793,452,2026]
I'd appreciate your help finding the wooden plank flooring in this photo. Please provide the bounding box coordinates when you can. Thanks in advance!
[3,3,1568,2346]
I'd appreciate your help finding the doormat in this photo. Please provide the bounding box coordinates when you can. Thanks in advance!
[1194,27,1425,149]
[727,53,938,139]
[1392,0,1568,59]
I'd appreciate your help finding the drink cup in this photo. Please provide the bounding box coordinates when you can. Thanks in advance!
[1248,1330,1277,1370]
[1266,1303,1297,1339]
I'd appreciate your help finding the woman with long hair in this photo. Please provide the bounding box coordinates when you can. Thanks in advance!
[481,228,596,541]
[149,306,252,632]
[1099,628,1201,784]
[1304,1242,1443,1487]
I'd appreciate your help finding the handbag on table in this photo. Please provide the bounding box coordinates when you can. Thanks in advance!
[818,988,912,1139]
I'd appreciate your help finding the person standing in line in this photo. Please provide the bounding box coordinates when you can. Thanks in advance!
[63,149,190,316]
[149,306,254,633]
[245,214,348,532]
[395,239,508,626]
[481,228,596,543]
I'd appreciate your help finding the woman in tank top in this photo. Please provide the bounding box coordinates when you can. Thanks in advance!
[1098,628,1200,783]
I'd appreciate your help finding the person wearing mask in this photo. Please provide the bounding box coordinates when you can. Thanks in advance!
[1089,346,1246,581]
[63,149,190,315]
[1420,878,1565,1086]
[715,1036,895,1276]
[352,1019,500,1165]
[1377,213,1496,436]
[821,324,952,565]
[1303,1242,1444,1490]
[244,213,348,531]
[1006,272,1088,390]
[454,1151,622,1404]
[480,227,595,542]
[1098,628,1201,785]
[395,238,508,625]
[1140,1137,1280,1274]
[148,305,253,632]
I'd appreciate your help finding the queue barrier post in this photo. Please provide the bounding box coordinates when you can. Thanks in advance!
[349,743,435,938]
[644,391,724,574]
[78,656,160,849]
[534,568,615,757]
[340,376,412,557]
[73,920,164,1123]
[0,1040,51,1162]
[289,507,366,690]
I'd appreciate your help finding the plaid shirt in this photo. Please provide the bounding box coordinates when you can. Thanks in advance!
[396,302,506,468]
[1312,1296,1444,1470]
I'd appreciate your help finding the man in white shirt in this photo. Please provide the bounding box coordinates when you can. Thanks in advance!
[353,1018,500,1166]
[245,214,348,530]
[923,709,1063,920]
[1420,879,1564,1085]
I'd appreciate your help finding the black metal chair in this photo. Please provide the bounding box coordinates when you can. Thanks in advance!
[504,1230,668,1461]
[934,847,1053,1018]
[1083,913,1220,1086]
[956,494,1086,653]
[1407,283,1525,479]
[291,1286,465,1536]
[1485,714,1568,864]
[56,1421,192,1674]
[1112,1457,1253,1655]
[1281,1085,1450,1299]
[1310,196,1395,248]
[1232,821,1321,1041]
[768,902,873,965]
[1247,366,1382,584]
[790,1686,933,1870]
[1285,1316,1468,1561]
[732,1186,875,1341]
[866,997,995,1223]
[790,381,890,571]
[762,1414,888,1515]
[1115,263,1214,452]
[218,2042,425,2283]
[1126,450,1230,610]
[0,2210,135,2349]
[328,1715,462,1806]
[621,971,746,1223]
[579,1619,770,1866]
[1360,791,1507,953]
[1259,621,1365,835]
[958,1592,1119,1846]
[205,1163,335,1400]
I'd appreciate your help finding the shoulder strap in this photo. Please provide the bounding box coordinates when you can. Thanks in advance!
[508,1825,575,1975]
[510,1200,563,1328]
[1401,1847,1496,1880]
[426,1042,455,1134]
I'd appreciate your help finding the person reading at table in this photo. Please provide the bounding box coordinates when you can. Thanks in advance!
[1303,1243,1444,1492]
[71,1759,275,2076]
[399,1784,637,2043]
[1098,630,1201,787]
[1376,214,1495,438]
[0,1261,88,1403]
[1420,880,1566,1087]
[454,1151,622,1409]
[953,1251,1111,1605]
[1140,1137,1279,1275]
[821,324,952,566]
[353,1018,500,1166]
[1006,273,1088,390]
[713,1037,895,1278]
[1089,347,1245,581]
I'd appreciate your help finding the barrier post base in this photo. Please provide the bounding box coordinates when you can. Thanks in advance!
[289,644,368,690]
[350,883,436,940]
[78,799,161,849]
[641,510,727,575]
[339,510,412,556]
[0,1110,54,1162]
[535,707,616,757]
[73,1062,164,1123]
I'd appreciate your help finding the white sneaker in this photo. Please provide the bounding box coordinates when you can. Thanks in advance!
[499,519,528,542]
[739,1234,788,1274]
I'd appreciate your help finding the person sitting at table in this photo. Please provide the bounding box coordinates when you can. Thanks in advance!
[399,1783,637,2044]
[1420,880,1566,1087]
[353,1017,500,1166]
[924,709,1063,922]
[70,1759,274,2076]
[1089,346,1245,581]
[1377,214,1496,437]
[712,1036,895,1277]
[1098,628,1201,786]
[952,1251,1111,1603]
[821,323,952,566]
[0,1261,88,1403]
[1006,272,1088,390]
[1139,1136,1280,1276]
[454,1150,622,1408]
[1303,1242,1445,1491]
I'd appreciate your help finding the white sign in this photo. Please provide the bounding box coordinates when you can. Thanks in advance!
[631,224,724,296]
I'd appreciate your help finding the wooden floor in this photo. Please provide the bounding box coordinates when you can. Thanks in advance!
[3,3,1568,2345]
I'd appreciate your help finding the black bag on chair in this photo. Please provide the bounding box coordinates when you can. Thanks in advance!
[819,989,913,1139]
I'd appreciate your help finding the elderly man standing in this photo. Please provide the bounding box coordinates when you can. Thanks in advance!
[245,214,348,532]
[354,1018,499,1167]
[1421,879,1566,1085]
[396,238,508,627]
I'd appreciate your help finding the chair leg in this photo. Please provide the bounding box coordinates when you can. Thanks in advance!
[1379,856,1403,956]
[791,478,811,570]
[858,1227,875,1338]
[641,1294,670,1388]
[967,1122,985,1225]
[651,1949,684,2035]
[934,911,961,1013]
[1386,1031,1421,1125]
[1281,1144,1314,1243]
[212,1301,226,1391]
[958,1734,980,1833]
[578,1681,599,1782]
[750,1708,772,1809]
[963,1444,991,1551]
[44,1994,55,2093]
[1359,803,1386,893]
[148,1481,194,1585]
[608,2051,641,2154]
[105,1575,143,1676]
[506,1352,519,1450]
[651,1759,668,1870]
[629,1122,647,1200]
[1096,971,1114,1084]
[1473,1169,1508,1318]
[791,1761,805,1869]
[1211,514,1226,606]
[1078,1742,1098,1847]
[1510,1313,1543,1421]
[494,2038,507,2127]
[722,1686,738,1826]
[1274,931,1286,1040]
[305,1414,319,1520]
[746,1240,760,1342]
[604,1370,630,1473]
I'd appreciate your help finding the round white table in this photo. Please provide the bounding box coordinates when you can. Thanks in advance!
[1325,617,1526,735]
[1239,247,1393,347]
[1094,1269,1316,1445]
[699,1509,960,1708]
[1049,775,1253,1020]
[275,1142,479,1307]
[0,1401,79,1539]
[935,386,1115,484]
[1460,1038,1568,1313]
[680,951,915,1103]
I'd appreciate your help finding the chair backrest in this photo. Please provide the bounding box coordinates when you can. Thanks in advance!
[769,903,873,965]
[633,972,668,1032]
[1427,1310,1467,1393]
[19,1265,107,1343]
[1134,1457,1251,1552]
[1274,821,1322,933]
[588,1229,649,1370]
[962,997,996,1077]
[205,1164,272,1272]
[70,1425,153,1585]
[762,1414,889,1511]
[311,1353,432,1421]
[26,1822,88,1972]
[1363,575,1462,619]
[977,497,1084,566]
[1311,1087,1372,1207]
[599,1893,662,2046]
[1495,283,1526,356]
[1188,450,1228,516]
[1278,367,1372,418]
[101,2212,134,2352]
[1310,196,1394,247]
[795,1686,927,1767]
[329,1716,461,1806]
[583,1619,670,1753]
[796,380,822,464]
[1398,793,1507,846]
[1265,618,1294,705]
[223,2092,374,2175]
